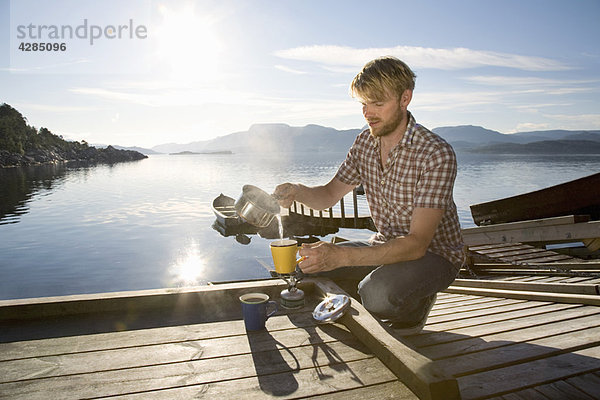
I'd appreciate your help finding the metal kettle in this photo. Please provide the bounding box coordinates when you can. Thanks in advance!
[234,185,280,228]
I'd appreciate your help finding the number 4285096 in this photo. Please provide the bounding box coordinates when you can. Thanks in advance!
[18,42,67,51]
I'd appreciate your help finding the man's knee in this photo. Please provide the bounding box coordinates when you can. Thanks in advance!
[357,273,399,316]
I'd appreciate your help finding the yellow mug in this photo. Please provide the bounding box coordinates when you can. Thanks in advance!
[270,239,302,274]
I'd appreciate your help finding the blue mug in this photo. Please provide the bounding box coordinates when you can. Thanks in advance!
[240,293,278,331]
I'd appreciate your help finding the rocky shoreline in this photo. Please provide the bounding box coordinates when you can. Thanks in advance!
[1,103,148,168]
[0,145,147,168]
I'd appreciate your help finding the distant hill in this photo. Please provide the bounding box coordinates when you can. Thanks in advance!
[432,125,509,143]
[152,123,361,154]
[473,140,600,154]
[113,145,160,155]
[433,125,600,145]
[432,125,600,153]
[511,129,600,142]
[169,150,233,155]
[0,104,147,167]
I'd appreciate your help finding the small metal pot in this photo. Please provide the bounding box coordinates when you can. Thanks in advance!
[235,185,280,228]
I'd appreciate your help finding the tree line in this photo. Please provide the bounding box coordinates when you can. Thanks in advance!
[0,103,90,155]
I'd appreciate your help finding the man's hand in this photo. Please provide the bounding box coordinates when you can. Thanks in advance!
[298,241,343,274]
[272,183,298,208]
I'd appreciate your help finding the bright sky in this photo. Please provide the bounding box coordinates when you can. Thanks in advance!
[1,0,599,148]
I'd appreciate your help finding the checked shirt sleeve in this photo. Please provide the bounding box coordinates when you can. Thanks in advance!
[413,142,457,210]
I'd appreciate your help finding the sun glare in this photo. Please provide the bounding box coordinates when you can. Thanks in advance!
[169,241,208,287]
[154,3,223,81]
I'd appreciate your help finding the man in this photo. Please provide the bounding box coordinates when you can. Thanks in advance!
[273,56,464,334]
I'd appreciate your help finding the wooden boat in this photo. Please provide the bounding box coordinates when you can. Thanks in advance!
[212,193,243,227]
[470,172,600,226]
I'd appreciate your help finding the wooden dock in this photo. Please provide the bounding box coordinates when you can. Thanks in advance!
[2,274,600,399]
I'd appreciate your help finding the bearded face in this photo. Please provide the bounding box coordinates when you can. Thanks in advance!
[368,103,404,137]
[363,96,405,138]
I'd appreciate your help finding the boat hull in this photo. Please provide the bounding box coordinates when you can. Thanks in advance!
[470,172,600,226]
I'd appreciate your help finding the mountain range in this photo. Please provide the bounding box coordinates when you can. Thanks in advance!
[150,124,362,154]
[124,124,600,155]
[431,125,600,153]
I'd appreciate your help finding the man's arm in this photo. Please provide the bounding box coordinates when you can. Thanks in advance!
[273,177,355,210]
[298,207,444,273]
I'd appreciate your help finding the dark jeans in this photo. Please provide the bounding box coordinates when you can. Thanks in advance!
[310,240,459,323]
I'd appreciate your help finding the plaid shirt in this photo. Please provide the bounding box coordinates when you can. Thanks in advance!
[335,112,464,267]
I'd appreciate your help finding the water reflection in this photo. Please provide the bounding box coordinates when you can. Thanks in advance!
[0,164,69,224]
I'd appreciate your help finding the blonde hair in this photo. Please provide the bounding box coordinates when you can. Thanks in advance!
[350,56,416,102]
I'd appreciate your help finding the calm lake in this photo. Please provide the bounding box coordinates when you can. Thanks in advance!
[1,151,599,300]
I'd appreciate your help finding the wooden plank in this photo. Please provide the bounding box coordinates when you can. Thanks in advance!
[301,381,418,399]
[312,279,460,400]
[484,248,550,259]
[464,215,590,235]
[467,247,577,266]
[451,279,600,296]
[565,276,597,283]
[0,356,397,400]
[533,379,597,400]
[431,294,485,305]
[476,253,570,264]
[494,275,534,281]
[474,245,538,255]
[0,279,289,327]
[498,251,573,262]
[432,295,486,306]
[430,299,527,317]
[457,345,600,400]
[515,254,576,264]
[434,325,600,376]
[529,276,576,282]
[563,276,600,283]
[467,269,600,278]
[427,300,548,326]
[468,243,521,251]
[471,262,600,270]
[120,358,396,399]
[407,303,581,348]
[565,371,600,399]
[420,311,600,360]
[0,323,361,383]
[433,297,503,311]
[514,276,558,282]
[501,388,552,400]
[463,220,600,247]
[423,303,577,333]
[444,286,600,306]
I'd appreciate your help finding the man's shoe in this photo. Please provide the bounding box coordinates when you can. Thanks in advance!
[389,293,437,335]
